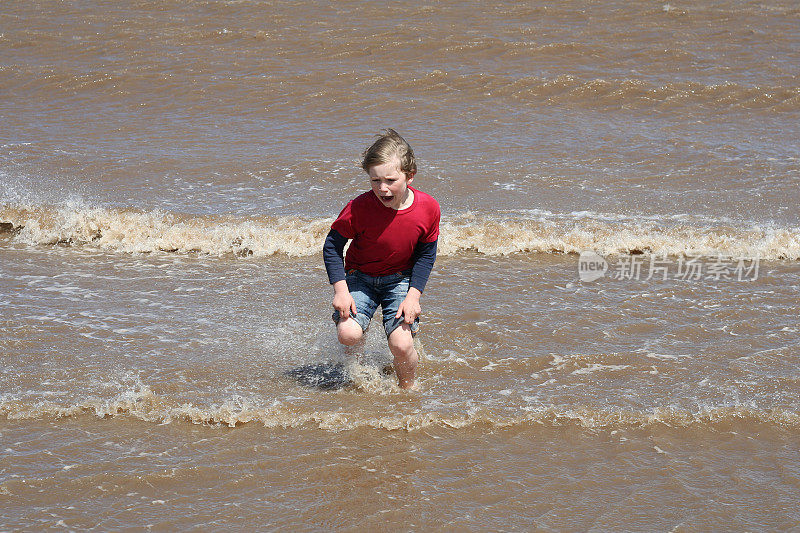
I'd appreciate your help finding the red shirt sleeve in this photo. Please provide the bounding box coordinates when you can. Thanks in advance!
[422,196,440,243]
[331,200,357,239]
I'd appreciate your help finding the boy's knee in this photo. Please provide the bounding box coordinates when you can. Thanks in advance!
[388,328,415,356]
[337,322,363,346]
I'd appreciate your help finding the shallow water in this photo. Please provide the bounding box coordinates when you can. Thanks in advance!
[2,0,800,530]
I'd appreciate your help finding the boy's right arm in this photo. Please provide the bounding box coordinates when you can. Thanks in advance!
[323,229,357,318]
[332,279,357,319]
[323,229,348,284]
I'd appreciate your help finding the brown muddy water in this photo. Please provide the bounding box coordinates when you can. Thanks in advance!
[2,0,800,530]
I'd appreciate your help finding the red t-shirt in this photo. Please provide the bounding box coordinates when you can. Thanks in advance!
[331,187,440,276]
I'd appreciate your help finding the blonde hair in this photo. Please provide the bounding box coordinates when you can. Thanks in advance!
[361,129,417,178]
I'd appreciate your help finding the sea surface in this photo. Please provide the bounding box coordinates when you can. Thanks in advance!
[2,0,800,530]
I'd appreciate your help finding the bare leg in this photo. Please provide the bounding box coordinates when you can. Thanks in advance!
[387,323,418,390]
[337,317,364,357]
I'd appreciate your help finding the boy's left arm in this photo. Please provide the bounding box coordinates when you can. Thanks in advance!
[396,239,438,324]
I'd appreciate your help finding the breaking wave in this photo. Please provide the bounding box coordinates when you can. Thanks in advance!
[1,203,798,260]
[2,387,799,433]
[0,204,331,257]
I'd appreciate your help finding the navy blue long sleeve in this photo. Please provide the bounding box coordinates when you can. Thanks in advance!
[409,239,437,293]
[323,229,348,284]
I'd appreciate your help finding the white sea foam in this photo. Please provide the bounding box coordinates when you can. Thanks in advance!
[570,364,631,375]
[2,203,799,260]
[2,389,800,432]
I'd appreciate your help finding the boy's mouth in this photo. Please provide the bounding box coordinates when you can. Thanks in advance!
[380,195,394,202]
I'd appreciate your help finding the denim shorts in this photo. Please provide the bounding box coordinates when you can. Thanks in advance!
[332,269,420,337]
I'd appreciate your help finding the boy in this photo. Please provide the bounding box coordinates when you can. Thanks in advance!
[323,129,440,390]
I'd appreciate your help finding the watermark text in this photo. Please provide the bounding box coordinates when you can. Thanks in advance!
[579,252,759,282]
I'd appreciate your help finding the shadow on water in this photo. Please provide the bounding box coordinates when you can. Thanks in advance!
[284,362,352,391]
[285,359,396,391]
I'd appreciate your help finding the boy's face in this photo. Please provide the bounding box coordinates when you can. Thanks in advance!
[368,157,414,210]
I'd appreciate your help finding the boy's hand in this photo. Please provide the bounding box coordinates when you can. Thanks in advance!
[396,287,422,324]
[332,280,357,320]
